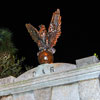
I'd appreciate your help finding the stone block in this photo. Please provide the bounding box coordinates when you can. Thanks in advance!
[15,68,36,82]
[76,56,99,67]
[51,83,80,100]
[34,88,51,100]
[13,91,35,100]
[0,76,15,85]
[16,63,76,82]
[0,95,13,100]
[78,79,100,100]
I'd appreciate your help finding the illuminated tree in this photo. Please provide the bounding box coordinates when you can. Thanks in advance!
[0,29,24,78]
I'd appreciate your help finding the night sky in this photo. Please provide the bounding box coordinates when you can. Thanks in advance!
[0,2,99,67]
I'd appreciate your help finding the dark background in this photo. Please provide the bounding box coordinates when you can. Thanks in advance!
[0,2,99,67]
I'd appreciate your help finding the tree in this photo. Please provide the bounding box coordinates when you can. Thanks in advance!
[0,28,24,78]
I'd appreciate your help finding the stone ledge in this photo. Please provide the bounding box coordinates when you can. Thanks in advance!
[0,62,100,96]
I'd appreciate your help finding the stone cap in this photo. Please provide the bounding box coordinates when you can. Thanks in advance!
[0,76,15,85]
[15,63,76,82]
[76,56,99,67]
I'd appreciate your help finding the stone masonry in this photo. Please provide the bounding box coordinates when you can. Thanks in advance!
[0,56,100,100]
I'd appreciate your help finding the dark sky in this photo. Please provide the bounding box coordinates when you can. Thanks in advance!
[0,2,99,67]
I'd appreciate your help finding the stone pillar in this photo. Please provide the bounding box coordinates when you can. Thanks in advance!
[34,88,52,100]
[13,91,35,100]
[78,79,100,100]
[51,83,80,100]
[0,58,100,100]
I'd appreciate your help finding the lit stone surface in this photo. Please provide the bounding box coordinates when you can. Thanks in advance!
[1,62,100,97]
[34,88,51,100]
[76,56,99,67]
[15,68,36,82]
[13,91,35,100]
[51,83,80,100]
[0,76,15,85]
[15,63,76,82]
[0,95,13,100]
[34,63,76,77]
[0,62,100,99]
[79,79,100,100]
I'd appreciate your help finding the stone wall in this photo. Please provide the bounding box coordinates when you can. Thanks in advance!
[0,56,100,100]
